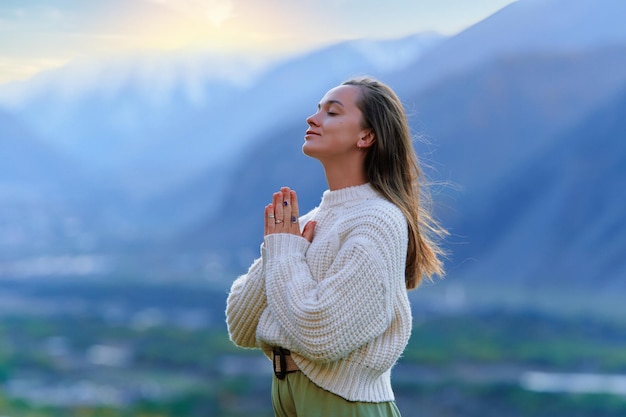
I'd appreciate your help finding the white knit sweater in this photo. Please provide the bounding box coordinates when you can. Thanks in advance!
[226,183,412,402]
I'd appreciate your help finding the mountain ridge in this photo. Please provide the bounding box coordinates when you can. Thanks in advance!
[0,0,624,303]
[393,0,626,95]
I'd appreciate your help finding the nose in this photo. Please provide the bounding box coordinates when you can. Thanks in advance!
[306,112,320,127]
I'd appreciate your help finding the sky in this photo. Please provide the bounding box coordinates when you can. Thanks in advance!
[0,0,517,85]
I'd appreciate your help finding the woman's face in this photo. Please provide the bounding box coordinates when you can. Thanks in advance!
[303,85,369,162]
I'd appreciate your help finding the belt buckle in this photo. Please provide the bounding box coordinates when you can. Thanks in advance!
[273,347,288,380]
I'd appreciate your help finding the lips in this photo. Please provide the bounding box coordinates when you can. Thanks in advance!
[305,130,320,137]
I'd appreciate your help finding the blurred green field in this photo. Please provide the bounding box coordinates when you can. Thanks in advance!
[0,283,625,417]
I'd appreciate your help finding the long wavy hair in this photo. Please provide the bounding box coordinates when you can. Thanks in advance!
[343,76,447,289]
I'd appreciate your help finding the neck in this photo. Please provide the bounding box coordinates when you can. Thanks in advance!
[321,158,368,191]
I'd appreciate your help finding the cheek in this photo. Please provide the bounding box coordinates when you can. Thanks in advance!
[327,119,356,137]
[334,121,363,143]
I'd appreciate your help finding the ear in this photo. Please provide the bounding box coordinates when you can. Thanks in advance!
[357,128,375,149]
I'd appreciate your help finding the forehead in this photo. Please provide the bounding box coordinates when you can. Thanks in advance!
[319,84,361,108]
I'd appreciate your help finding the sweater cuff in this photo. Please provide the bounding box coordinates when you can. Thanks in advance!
[263,233,309,260]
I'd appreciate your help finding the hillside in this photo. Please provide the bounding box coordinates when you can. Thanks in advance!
[457,87,626,290]
[394,0,626,93]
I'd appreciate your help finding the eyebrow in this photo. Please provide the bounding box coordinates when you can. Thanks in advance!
[317,99,344,109]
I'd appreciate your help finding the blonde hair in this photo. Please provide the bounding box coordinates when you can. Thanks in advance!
[343,76,447,289]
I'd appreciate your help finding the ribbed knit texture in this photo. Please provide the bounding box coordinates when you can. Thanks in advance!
[226,183,412,402]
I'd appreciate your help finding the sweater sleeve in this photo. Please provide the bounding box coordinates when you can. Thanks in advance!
[225,245,268,348]
[262,209,407,363]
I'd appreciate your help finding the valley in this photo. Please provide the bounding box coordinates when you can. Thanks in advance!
[0,277,624,416]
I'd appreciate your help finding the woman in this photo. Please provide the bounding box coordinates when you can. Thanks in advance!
[226,76,446,416]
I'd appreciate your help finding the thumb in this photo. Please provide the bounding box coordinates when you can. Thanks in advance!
[302,221,317,243]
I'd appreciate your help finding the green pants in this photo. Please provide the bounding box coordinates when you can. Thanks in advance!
[271,371,402,417]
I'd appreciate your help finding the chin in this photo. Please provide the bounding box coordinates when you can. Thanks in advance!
[302,142,316,158]
[302,141,330,163]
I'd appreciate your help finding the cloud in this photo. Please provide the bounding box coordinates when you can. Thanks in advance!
[0,55,68,88]
[144,0,234,26]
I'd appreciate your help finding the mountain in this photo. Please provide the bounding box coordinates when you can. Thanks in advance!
[0,53,263,196]
[407,45,626,205]
[1,0,625,304]
[0,34,444,198]
[130,33,447,232]
[178,0,626,300]
[393,0,626,94]
[184,45,626,274]
[0,110,141,257]
[0,111,78,193]
[0,111,91,255]
[452,86,626,289]
[0,33,445,262]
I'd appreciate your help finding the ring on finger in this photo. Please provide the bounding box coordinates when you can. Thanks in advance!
[275,219,284,224]
[268,214,275,219]
[291,216,298,223]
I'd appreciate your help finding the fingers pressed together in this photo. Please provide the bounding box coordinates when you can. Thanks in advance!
[264,187,316,242]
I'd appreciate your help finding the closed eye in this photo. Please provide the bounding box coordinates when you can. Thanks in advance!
[317,99,344,116]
